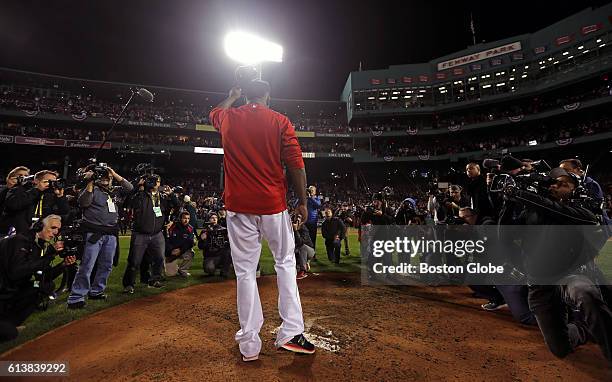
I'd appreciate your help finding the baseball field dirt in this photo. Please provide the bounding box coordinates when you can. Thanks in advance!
[1,272,610,381]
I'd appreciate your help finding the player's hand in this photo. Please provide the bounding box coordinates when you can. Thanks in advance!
[54,188,65,197]
[229,86,242,99]
[374,209,383,216]
[294,203,308,222]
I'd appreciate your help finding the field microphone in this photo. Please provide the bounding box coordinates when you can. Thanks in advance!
[136,87,154,103]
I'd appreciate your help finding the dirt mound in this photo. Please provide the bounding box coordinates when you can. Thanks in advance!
[1,273,610,381]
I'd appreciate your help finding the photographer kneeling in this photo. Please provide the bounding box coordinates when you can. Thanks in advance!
[67,166,132,309]
[165,211,195,278]
[292,213,314,280]
[198,214,231,278]
[0,215,75,341]
[505,167,612,363]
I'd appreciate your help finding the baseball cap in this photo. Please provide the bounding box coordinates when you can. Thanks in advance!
[549,167,579,186]
[501,155,523,172]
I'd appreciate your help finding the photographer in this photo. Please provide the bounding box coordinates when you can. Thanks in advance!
[336,204,353,256]
[0,215,76,341]
[165,211,195,277]
[67,166,132,309]
[122,174,171,292]
[305,185,321,252]
[505,167,612,362]
[464,163,494,219]
[198,214,231,278]
[0,166,30,235]
[459,207,536,325]
[559,159,603,203]
[429,185,470,224]
[182,195,198,228]
[292,213,314,280]
[395,198,418,225]
[321,208,345,265]
[560,158,610,228]
[2,170,63,235]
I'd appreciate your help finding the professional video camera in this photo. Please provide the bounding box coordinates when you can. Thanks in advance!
[56,221,85,259]
[131,163,162,191]
[75,160,110,188]
[366,186,394,212]
[488,157,553,196]
[199,223,230,251]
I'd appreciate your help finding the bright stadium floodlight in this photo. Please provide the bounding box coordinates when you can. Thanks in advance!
[224,31,283,65]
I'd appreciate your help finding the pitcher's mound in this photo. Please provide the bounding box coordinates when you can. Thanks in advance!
[2,273,610,381]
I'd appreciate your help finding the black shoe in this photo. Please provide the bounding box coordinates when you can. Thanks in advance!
[88,293,107,300]
[123,286,135,294]
[481,300,508,311]
[148,281,164,289]
[279,334,316,354]
[67,301,86,310]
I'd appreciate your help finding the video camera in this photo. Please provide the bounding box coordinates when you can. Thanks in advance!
[76,160,110,188]
[56,221,85,259]
[366,186,394,214]
[488,158,553,196]
[131,163,161,191]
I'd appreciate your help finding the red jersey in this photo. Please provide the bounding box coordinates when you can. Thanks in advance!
[209,103,304,215]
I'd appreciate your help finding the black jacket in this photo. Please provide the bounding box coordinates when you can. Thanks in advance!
[464,175,494,219]
[129,191,169,234]
[508,189,601,282]
[294,224,314,248]
[198,224,229,254]
[360,207,395,226]
[0,232,64,298]
[0,186,42,234]
[321,217,346,242]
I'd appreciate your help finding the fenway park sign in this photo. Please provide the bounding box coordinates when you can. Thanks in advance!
[437,42,522,71]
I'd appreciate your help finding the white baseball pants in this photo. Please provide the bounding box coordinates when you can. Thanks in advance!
[226,210,305,358]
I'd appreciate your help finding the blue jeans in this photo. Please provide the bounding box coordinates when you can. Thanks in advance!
[68,234,117,304]
[496,285,537,326]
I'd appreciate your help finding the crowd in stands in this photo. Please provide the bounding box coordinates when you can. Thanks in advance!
[374,113,612,157]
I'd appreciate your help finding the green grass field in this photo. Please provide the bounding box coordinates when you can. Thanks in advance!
[2,230,611,354]
[0,230,362,354]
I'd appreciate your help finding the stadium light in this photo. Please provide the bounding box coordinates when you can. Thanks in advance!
[224,31,283,65]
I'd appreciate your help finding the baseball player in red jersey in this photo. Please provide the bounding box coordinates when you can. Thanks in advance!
[209,80,315,362]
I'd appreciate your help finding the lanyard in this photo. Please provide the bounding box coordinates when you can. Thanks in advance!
[34,194,44,217]
[150,192,160,207]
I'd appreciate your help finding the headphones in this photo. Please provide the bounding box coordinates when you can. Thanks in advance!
[30,218,44,233]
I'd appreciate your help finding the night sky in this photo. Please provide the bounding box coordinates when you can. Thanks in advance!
[0,0,610,100]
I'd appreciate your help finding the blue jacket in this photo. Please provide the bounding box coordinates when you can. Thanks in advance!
[306,196,321,224]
